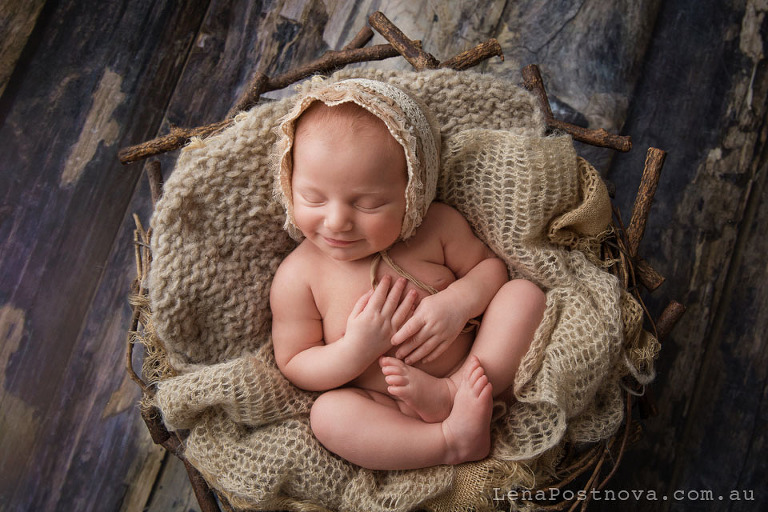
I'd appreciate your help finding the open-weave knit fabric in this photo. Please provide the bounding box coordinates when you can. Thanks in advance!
[149,68,657,512]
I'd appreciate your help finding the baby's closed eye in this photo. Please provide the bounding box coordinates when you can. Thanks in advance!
[299,192,325,205]
[355,200,387,211]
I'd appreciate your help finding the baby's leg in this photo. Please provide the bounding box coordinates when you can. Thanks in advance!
[468,279,546,395]
[310,361,493,470]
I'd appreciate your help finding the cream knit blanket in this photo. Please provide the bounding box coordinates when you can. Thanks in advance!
[149,68,656,511]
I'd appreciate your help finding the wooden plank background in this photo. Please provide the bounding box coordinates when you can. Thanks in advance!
[1,0,765,511]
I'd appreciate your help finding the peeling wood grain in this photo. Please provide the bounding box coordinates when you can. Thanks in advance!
[498,0,661,128]
[102,371,141,419]
[681,144,768,505]
[119,440,167,512]
[597,0,768,508]
[144,455,200,512]
[61,68,125,186]
[0,0,46,97]
[322,0,370,50]
[497,0,661,172]
[0,304,40,504]
[0,303,25,380]
[3,0,768,510]
[0,1,210,510]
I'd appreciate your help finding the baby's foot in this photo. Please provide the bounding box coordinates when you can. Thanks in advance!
[441,357,493,464]
[380,357,455,423]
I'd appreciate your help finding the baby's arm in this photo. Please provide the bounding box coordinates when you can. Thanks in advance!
[271,259,414,391]
[392,203,508,363]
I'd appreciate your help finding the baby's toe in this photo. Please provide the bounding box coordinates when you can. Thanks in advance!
[385,374,408,387]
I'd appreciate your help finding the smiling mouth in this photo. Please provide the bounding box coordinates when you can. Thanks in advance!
[323,236,357,247]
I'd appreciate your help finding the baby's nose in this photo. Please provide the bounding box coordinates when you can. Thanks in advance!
[324,204,353,231]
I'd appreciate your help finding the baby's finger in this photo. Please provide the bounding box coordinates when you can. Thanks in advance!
[351,288,374,317]
[391,289,417,329]
[403,336,442,365]
[368,275,392,310]
[419,339,453,364]
[381,278,407,317]
[391,316,424,346]
[394,329,429,359]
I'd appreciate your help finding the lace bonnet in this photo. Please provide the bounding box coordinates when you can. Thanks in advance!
[275,78,441,241]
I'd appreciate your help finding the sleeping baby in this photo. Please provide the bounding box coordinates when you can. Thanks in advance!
[270,78,545,470]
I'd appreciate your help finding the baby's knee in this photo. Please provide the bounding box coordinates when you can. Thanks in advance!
[310,389,366,446]
[310,392,339,443]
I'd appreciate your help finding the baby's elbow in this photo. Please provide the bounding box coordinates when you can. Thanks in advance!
[276,355,302,386]
[279,357,327,392]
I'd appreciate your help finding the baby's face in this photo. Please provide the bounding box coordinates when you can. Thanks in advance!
[291,113,407,262]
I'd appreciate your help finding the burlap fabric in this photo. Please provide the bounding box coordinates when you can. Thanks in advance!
[149,68,657,511]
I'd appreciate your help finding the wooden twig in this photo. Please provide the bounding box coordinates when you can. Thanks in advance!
[557,444,604,480]
[125,310,151,395]
[147,160,164,206]
[550,118,633,152]
[545,448,603,493]
[217,494,236,512]
[119,120,231,165]
[227,25,387,117]
[521,64,632,152]
[121,15,508,165]
[635,258,665,291]
[369,11,440,70]
[125,215,154,396]
[141,405,173,447]
[597,393,633,490]
[120,43,402,164]
[267,43,401,92]
[342,25,374,50]
[183,458,221,512]
[608,198,666,292]
[439,38,504,70]
[227,72,269,118]
[521,64,554,118]
[627,147,667,257]
[656,300,686,341]
[139,402,222,512]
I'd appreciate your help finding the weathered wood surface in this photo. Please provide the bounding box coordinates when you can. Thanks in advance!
[1,0,766,511]
[0,0,46,97]
[600,1,768,510]
[0,0,208,510]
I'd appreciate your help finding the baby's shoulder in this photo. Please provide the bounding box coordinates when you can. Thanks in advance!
[421,202,469,231]
[272,242,317,290]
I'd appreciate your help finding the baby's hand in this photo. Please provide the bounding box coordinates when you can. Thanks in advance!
[391,287,468,364]
[345,276,417,358]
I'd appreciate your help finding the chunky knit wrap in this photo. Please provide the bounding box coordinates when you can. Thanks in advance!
[148,68,658,511]
[276,78,441,241]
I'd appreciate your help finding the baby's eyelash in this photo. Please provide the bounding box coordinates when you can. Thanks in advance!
[300,194,324,204]
[356,203,384,211]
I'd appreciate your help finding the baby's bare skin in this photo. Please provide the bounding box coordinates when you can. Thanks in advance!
[271,100,546,470]
[293,202,476,398]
